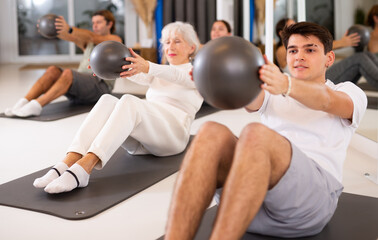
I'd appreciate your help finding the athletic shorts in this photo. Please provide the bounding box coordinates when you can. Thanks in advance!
[65,70,111,104]
[214,143,344,238]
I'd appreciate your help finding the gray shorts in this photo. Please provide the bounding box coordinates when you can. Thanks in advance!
[214,143,343,238]
[65,70,111,104]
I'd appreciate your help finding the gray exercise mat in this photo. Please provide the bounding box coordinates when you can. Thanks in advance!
[0,139,193,220]
[0,93,140,121]
[0,95,218,121]
[159,193,377,240]
[0,101,95,121]
[358,82,378,92]
[358,82,378,109]
[367,96,378,110]
[195,102,219,119]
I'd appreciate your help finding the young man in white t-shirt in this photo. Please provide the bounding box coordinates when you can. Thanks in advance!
[164,22,367,239]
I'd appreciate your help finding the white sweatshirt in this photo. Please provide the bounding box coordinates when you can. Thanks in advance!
[127,62,203,120]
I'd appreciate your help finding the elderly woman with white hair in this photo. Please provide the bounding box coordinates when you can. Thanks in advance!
[33,21,203,194]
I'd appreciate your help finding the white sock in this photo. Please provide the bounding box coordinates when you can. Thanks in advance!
[13,99,42,117]
[4,98,29,116]
[33,162,69,188]
[44,163,90,194]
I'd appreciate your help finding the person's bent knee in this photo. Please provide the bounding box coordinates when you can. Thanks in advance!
[46,65,61,73]
[239,122,276,147]
[98,94,118,104]
[350,52,368,64]
[196,121,236,147]
[99,93,115,101]
[118,94,140,107]
[114,94,143,113]
[198,121,232,138]
[241,122,269,137]
[199,121,224,132]
[45,66,62,77]
[60,69,73,84]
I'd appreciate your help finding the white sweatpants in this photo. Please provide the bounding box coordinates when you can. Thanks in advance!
[67,94,191,170]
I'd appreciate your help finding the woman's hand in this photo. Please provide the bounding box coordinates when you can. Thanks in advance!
[120,48,149,78]
[259,55,289,95]
[340,31,361,47]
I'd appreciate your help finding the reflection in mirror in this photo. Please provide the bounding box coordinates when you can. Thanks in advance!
[73,0,125,54]
[17,0,69,56]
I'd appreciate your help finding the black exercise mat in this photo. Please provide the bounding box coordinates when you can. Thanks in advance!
[358,82,378,92]
[0,139,192,220]
[0,101,95,121]
[162,193,377,240]
[367,96,378,110]
[0,95,218,121]
[195,102,219,119]
[0,93,140,121]
[357,82,378,110]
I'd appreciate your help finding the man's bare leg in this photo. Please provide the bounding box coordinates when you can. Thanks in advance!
[24,66,62,103]
[210,123,292,240]
[15,68,73,117]
[5,66,62,116]
[34,69,73,107]
[165,122,238,240]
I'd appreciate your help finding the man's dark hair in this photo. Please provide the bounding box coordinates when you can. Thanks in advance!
[93,10,116,33]
[281,22,333,54]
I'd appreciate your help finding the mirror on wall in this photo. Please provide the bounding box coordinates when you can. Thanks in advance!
[16,0,125,56]
[17,0,69,56]
[73,0,125,54]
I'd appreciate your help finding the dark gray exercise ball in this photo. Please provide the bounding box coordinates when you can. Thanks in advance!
[347,24,371,52]
[89,41,132,80]
[38,14,59,39]
[193,36,264,109]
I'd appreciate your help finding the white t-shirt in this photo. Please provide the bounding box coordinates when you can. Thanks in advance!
[127,62,203,120]
[258,80,367,182]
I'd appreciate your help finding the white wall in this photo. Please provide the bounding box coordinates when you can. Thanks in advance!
[0,0,18,63]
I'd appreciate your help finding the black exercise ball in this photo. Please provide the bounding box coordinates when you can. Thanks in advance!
[347,24,371,52]
[193,36,264,110]
[38,14,59,39]
[89,41,132,80]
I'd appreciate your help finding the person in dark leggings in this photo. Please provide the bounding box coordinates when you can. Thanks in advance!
[326,52,378,88]
[326,5,378,89]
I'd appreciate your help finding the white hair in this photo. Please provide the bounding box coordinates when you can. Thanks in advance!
[160,21,200,58]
